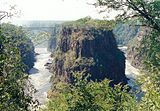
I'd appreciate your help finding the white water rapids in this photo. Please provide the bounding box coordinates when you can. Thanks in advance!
[119,46,143,100]
[29,48,52,105]
[118,46,141,80]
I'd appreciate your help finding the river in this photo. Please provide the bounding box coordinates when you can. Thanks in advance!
[119,46,141,81]
[119,46,143,100]
[29,48,52,106]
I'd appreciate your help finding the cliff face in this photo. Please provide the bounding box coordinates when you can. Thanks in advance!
[51,27,127,85]
[127,27,150,69]
[19,39,35,73]
[113,23,140,45]
[47,25,60,52]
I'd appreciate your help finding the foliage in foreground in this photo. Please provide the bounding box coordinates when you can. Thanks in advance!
[95,0,160,31]
[41,72,137,111]
[42,71,160,111]
[137,30,160,111]
[0,23,34,111]
[1,23,35,72]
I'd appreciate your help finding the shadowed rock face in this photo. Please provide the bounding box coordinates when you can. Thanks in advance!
[51,27,127,85]
[47,25,61,52]
[19,39,35,73]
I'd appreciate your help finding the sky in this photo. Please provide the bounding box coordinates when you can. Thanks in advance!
[0,0,116,21]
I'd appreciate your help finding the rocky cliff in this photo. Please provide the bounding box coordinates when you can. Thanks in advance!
[50,26,128,86]
[113,23,140,45]
[19,39,35,72]
[127,27,150,69]
[47,25,60,52]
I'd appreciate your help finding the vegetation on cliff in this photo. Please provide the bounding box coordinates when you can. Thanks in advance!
[63,17,115,30]
[1,23,35,72]
[43,19,135,111]
[47,17,116,53]
[0,23,35,110]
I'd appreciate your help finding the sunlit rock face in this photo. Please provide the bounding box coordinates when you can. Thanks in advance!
[127,27,150,69]
[113,23,140,45]
[51,26,128,85]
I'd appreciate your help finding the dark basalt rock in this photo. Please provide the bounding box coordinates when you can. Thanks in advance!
[48,25,61,52]
[19,38,35,73]
[51,26,127,85]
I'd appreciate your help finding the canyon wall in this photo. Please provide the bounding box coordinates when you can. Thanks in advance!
[127,27,150,69]
[50,26,128,86]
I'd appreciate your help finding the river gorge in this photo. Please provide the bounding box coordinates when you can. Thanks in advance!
[28,46,142,107]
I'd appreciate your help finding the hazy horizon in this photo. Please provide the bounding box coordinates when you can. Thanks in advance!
[1,0,117,22]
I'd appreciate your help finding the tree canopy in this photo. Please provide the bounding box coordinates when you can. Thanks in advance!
[0,23,35,110]
[95,0,160,31]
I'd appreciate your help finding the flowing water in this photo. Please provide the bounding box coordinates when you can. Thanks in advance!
[118,46,141,79]
[119,46,143,100]
[29,48,52,105]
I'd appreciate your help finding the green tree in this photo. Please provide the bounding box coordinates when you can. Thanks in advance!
[41,72,137,111]
[95,0,160,31]
[137,30,160,111]
[0,23,34,111]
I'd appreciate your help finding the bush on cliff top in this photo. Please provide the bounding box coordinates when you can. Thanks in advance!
[63,17,116,30]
